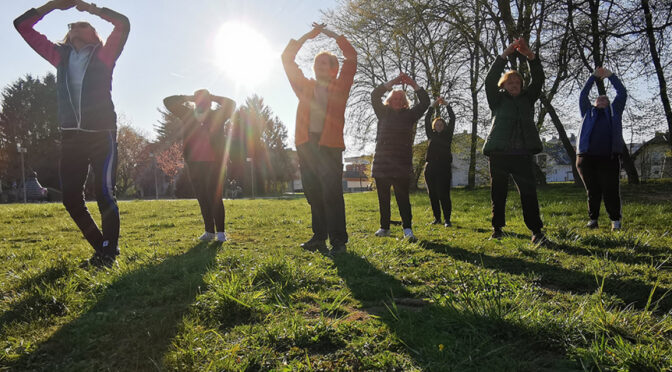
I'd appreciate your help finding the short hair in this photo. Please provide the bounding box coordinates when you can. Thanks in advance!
[60,22,103,45]
[498,70,523,88]
[432,117,446,131]
[384,90,410,109]
[314,51,339,69]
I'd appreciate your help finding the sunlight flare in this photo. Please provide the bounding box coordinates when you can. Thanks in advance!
[214,21,274,86]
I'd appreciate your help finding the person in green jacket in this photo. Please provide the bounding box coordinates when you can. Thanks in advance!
[483,38,547,245]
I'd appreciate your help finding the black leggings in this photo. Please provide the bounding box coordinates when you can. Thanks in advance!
[187,161,225,233]
[424,162,452,222]
[576,155,621,221]
[375,177,412,229]
[60,130,120,256]
[489,155,543,233]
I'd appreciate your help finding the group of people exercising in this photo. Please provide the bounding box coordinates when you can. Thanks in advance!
[14,1,627,266]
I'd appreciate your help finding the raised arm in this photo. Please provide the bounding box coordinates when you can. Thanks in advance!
[74,1,130,69]
[14,0,76,67]
[281,24,323,97]
[163,95,192,118]
[607,72,627,115]
[579,74,596,117]
[424,104,436,139]
[406,74,430,121]
[320,27,357,89]
[211,95,236,120]
[517,38,544,101]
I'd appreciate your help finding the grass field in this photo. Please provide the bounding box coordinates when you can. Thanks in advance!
[1,182,671,371]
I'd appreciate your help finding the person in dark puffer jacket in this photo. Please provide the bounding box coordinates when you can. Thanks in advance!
[15,0,129,268]
[483,38,547,245]
[424,97,455,227]
[576,67,627,231]
[164,90,235,243]
[371,72,430,242]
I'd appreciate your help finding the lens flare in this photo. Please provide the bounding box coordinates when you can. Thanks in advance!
[214,21,274,86]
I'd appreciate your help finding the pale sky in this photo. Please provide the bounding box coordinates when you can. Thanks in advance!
[1,0,339,147]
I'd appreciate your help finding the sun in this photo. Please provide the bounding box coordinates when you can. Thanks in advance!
[214,21,274,86]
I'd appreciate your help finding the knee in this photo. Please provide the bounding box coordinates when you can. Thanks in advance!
[62,194,85,212]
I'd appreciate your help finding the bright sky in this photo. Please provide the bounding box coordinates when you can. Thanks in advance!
[0,0,338,147]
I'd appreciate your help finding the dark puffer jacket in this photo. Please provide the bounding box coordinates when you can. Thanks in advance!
[14,7,130,131]
[482,56,544,156]
[424,105,455,165]
[371,84,430,178]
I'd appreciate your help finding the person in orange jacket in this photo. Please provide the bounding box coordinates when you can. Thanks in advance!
[281,22,357,255]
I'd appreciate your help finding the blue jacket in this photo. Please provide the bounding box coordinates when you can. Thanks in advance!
[577,74,627,155]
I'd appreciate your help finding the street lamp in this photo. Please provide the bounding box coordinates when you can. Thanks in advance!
[149,153,158,199]
[246,157,254,199]
[17,143,27,203]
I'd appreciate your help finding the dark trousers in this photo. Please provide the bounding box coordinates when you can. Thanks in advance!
[489,155,543,233]
[297,137,347,244]
[424,162,452,222]
[375,177,412,229]
[60,130,120,256]
[187,161,225,233]
[576,155,622,221]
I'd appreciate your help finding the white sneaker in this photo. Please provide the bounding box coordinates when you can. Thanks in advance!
[611,220,622,231]
[403,228,417,242]
[198,232,216,241]
[374,228,391,237]
[216,232,228,242]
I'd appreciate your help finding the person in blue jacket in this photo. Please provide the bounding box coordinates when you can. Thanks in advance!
[576,67,627,231]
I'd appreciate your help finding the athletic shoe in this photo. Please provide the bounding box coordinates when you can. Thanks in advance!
[444,221,452,227]
[80,252,116,269]
[531,232,548,246]
[198,232,216,241]
[490,227,503,240]
[375,228,391,237]
[216,232,228,242]
[430,219,441,225]
[586,220,598,229]
[301,237,327,252]
[403,228,417,242]
[611,220,622,231]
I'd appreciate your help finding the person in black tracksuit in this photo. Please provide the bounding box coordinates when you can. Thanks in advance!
[424,97,455,227]
[15,0,130,267]
[164,90,235,243]
[371,72,430,241]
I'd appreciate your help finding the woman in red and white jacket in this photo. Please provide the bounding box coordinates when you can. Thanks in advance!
[15,0,130,267]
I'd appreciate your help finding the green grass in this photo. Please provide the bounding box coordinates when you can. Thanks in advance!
[1,182,671,371]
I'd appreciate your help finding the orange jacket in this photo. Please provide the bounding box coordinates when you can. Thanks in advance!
[281,36,357,149]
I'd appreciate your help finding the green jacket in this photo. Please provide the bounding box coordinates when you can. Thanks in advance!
[482,56,544,156]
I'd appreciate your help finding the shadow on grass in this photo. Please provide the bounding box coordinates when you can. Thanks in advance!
[420,240,671,312]
[331,251,577,371]
[9,241,219,371]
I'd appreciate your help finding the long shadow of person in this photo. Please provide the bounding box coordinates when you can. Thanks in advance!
[419,240,671,312]
[9,241,219,371]
[331,250,578,370]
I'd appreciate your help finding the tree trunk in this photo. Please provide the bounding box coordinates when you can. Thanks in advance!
[642,0,672,149]
[620,146,640,184]
[540,96,582,185]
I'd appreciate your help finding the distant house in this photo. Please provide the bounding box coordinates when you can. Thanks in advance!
[449,131,489,187]
[632,132,671,180]
[343,155,372,192]
[286,152,372,192]
[535,135,576,183]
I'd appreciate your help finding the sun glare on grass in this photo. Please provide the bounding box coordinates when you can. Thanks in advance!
[214,21,274,87]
